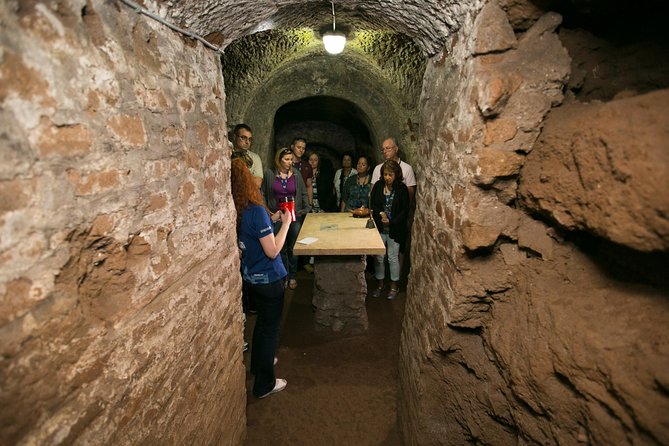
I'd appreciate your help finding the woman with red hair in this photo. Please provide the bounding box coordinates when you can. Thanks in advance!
[231,158,291,399]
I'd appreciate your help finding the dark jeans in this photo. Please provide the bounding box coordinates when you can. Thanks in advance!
[274,219,301,279]
[249,278,285,397]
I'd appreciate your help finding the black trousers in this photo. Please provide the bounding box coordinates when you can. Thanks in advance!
[248,278,285,397]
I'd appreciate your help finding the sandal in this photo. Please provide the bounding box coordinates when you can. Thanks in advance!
[288,279,298,290]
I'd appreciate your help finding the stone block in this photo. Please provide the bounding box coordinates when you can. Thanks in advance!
[0,51,54,107]
[312,256,368,334]
[0,178,31,213]
[67,169,120,196]
[496,0,546,30]
[462,195,520,250]
[472,2,517,56]
[475,75,517,117]
[518,11,563,44]
[107,114,146,146]
[518,216,553,259]
[474,147,526,185]
[37,119,92,157]
[484,117,518,145]
[499,242,524,265]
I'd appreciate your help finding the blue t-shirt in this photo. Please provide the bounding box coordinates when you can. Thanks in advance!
[238,204,287,284]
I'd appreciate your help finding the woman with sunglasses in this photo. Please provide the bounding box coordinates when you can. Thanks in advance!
[261,147,310,289]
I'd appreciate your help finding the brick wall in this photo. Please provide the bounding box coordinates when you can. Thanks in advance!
[0,2,245,444]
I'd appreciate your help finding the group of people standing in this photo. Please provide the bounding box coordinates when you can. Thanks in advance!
[229,123,416,399]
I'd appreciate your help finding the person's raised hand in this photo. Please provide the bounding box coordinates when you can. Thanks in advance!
[280,209,292,225]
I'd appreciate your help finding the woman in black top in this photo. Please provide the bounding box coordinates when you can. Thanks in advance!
[369,160,409,300]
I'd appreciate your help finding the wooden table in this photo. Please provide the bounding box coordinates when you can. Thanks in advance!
[294,213,385,334]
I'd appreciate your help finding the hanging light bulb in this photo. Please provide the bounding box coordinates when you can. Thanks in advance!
[323,1,346,54]
[323,31,346,54]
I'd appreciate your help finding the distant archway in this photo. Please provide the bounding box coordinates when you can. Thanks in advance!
[273,96,378,170]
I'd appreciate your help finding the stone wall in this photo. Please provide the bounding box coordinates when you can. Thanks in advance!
[221,31,425,168]
[400,0,669,444]
[0,2,245,444]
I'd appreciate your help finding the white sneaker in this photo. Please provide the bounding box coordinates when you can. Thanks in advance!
[258,378,287,399]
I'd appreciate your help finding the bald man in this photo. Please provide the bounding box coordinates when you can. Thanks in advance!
[371,138,416,206]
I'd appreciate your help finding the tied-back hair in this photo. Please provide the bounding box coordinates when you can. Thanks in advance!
[381,159,404,189]
[231,158,269,227]
[274,147,293,172]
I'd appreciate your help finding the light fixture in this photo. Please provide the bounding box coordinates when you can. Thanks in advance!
[323,1,346,54]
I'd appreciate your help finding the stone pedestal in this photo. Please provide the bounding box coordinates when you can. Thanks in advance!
[312,256,368,334]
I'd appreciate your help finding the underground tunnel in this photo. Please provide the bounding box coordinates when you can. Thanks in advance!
[1,0,668,444]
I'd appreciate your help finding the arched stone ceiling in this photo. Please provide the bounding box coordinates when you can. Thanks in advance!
[221,29,426,119]
[165,0,484,56]
[232,48,410,167]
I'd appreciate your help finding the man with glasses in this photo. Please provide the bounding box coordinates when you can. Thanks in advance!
[232,124,263,188]
[371,138,416,205]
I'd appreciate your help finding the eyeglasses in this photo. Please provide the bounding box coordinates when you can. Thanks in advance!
[237,135,253,142]
[279,148,293,156]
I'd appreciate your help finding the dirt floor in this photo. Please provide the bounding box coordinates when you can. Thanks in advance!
[243,268,406,445]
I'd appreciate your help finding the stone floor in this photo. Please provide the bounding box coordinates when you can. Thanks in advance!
[243,268,406,445]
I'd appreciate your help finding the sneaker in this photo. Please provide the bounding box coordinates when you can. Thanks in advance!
[257,378,287,399]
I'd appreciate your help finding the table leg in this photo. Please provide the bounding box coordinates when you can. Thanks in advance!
[312,255,368,334]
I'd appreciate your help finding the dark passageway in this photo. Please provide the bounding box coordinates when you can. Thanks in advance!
[1,0,668,445]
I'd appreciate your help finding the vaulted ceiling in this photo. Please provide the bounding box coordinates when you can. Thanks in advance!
[165,0,483,56]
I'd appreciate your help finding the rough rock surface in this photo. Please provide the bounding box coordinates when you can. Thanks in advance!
[520,90,669,252]
[312,256,368,334]
[400,2,669,445]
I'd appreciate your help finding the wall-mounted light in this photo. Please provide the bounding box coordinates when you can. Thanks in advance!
[323,1,346,54]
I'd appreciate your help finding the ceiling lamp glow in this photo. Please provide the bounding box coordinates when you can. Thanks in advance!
[323,31,346,54]
[324,1,346,55]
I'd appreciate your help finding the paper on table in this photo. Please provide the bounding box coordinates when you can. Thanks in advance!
[297,237,318,245]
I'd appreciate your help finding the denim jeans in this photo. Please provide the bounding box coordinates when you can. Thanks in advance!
[374,233,401,282]
[249,279,285,397]
[274,219,301,279]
